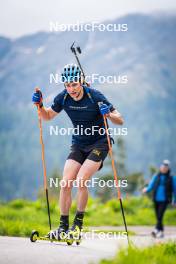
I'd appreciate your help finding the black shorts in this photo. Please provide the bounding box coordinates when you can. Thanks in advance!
[67,140,109,170]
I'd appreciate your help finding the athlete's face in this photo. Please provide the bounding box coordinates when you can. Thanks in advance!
[65,82,82,99]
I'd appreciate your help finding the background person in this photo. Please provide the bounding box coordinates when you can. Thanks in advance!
[143,160,176,238]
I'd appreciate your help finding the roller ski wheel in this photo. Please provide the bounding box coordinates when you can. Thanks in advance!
[30,230,39,242]
[66,237,81,246]
[30,227,81,245]
[67,241,74,246]
[67,224,82,245]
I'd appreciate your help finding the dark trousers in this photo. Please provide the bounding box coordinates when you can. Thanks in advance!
[154,201,168,231]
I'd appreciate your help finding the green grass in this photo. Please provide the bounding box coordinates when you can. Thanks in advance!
[0,196,176,237]
[100,242,176,264]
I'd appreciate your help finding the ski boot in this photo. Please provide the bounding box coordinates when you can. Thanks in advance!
[46,225,68,240]
[46,215,69,240]
[66,211,84,245]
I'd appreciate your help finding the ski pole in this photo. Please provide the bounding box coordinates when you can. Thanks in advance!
[70,42,87,83]
[100,105,130,245]
[70,43,130,245]
[35,91,52,231]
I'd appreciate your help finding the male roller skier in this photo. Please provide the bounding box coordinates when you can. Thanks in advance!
[32,64,124,239]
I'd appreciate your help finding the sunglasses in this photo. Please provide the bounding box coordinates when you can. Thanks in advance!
[162,164,169,167]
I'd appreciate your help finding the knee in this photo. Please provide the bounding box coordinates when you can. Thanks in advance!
[60,178,73,192]
[76,168,93,190]
[77,176,89,191]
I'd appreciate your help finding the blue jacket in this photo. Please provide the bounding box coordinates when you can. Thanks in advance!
[146,174,176,203]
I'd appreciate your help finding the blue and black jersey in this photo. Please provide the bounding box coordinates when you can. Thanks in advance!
[51,86,115,146]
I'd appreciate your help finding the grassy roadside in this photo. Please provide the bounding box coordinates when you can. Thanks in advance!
[100,242,176,264]
[0,197,175,237]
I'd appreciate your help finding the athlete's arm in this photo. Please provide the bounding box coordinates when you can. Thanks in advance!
[32,89,59,121]
[39,106,58,121]
[107,109,124,125]
[94,89,124,125]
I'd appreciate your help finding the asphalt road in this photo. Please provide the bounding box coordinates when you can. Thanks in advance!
[1,226,176,264]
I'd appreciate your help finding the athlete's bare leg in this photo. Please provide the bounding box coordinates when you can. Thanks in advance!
[76,159,101,212]
[59,159,81,215]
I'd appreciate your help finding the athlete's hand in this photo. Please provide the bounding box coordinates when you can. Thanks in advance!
[32,88,43,107]
[99,103,110,116]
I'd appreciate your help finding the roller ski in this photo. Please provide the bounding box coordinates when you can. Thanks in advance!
[30,215,82,245]
[30,228,81,246]
[30,226,82,245]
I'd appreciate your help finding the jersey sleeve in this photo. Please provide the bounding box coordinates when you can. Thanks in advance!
[146,174,157,192]
[51,90,66,113]
[91,89,115,112]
